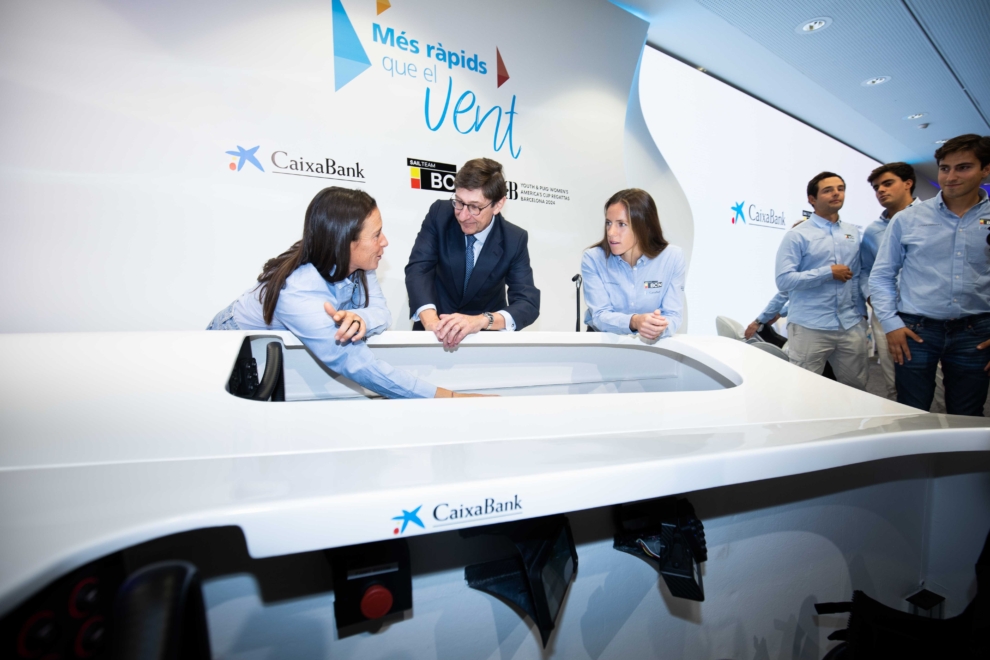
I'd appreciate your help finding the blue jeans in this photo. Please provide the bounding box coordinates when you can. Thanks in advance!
[206,302,240,330]
[894,312,990,416]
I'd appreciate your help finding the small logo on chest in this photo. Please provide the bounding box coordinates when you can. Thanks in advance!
[644,280,663,289]
[979,218,990,226]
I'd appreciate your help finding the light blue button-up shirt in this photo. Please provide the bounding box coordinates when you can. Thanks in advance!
[859,197,919,301]
[775,214,864,331]
[581,245,686,336]
[232,264,437,399]
[871,190,990,333]
[757,291,789,324]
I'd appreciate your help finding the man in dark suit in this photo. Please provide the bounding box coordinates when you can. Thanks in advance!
[405,157,540,348]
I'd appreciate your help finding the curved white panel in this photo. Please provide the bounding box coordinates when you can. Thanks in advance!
[638,47,882,336]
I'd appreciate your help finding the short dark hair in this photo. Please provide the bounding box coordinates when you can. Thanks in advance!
[935,134,990,168]
[868,162,916,194]
[454,157,506,202]
[594,188,668,260]
[807,171,845,198]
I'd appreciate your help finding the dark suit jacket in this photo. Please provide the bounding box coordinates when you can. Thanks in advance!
[405,200,540,329]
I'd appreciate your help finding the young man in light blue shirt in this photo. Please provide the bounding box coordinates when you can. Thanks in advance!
[862,162,920,400]
[775,172,868,389]
[744,291,788,340]
[870,134,990,416]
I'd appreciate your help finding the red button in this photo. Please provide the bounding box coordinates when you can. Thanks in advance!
[360,584,394,620]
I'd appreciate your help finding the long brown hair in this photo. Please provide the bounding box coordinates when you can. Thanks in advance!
[594,188,668,259]
[258,187,377,325]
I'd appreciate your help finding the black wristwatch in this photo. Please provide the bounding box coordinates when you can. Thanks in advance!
[483,312,495,330]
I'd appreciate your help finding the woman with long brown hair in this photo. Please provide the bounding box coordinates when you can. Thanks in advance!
[208,186,469,398]
[581,188,686,339]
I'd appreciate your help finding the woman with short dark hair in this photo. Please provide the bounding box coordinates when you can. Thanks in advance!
[581,188,686,339]
[208,186,469,398]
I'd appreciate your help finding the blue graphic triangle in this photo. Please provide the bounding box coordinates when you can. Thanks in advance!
[332,0,370,90]
[334,56,371,91]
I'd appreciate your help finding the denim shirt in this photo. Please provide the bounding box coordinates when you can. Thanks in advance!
[757,291,789,324]
[230,264,436,399]
[871,191,990,333]
[581,245,686,337]
[775,214,864,331]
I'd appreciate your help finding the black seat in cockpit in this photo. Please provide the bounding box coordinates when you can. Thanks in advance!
[228,337,284,402]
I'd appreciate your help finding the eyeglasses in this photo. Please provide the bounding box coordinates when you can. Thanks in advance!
[451,197,494,217]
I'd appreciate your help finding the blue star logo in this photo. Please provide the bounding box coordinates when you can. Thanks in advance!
[226,145,264,172]
[392,506,425,534]
[731,201,745,224]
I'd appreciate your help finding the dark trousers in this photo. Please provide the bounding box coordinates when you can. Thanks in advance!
[895,312,990,416]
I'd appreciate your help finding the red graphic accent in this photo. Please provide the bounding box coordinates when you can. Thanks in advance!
[229,162,236,171]
[68,577,98,618]
[393,527,399,534]
[74,615,104,658]
[410,178,421,189]
[360,585,394,619]
[17,610,54,658]
[496,48,510,88]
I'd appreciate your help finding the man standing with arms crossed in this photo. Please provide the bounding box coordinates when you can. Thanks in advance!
[861,162,920,400]
[775,172,868,389]
[871,134,990,415]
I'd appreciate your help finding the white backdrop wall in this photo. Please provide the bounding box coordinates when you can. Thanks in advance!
[0,2,914,338]
[0,0,646,332]
[623,51,696,331]
[637,47,883,337]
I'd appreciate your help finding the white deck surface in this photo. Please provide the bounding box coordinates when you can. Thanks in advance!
[1,330,988,617]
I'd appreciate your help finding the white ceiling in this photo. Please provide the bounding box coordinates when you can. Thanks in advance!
[613,0,990,185]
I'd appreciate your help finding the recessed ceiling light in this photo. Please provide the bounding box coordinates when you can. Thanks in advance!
[903,113,926,120]
[917,123,930,129]
[796,17,832,34]
[935,139,948,144]
[861,76,891,86]
[697,66,707,72]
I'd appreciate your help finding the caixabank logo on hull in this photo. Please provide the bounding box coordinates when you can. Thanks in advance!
[226,144,366,184]
[333,0,522,159]
[390,494,524,535]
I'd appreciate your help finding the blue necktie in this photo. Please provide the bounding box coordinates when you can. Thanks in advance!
[464,234,477,295]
